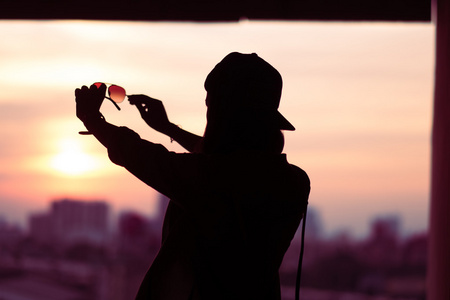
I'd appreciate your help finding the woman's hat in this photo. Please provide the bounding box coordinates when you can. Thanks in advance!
[204,52,295,131]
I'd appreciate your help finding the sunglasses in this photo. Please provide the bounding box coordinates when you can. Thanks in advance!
[94,82,127,110]
[78,82,127,135]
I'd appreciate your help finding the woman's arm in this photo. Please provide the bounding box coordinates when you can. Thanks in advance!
[75,84,179,197]
[163,122,203,153]
[128,95,202,153]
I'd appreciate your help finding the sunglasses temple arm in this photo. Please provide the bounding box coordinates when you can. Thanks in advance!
[106,97,121,111]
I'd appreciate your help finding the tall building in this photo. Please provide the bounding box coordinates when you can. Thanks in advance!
[52,199,109,245]
[29,212,54,244]
[29,198,110,246]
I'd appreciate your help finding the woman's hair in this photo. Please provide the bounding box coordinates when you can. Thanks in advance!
[199,105,285,155]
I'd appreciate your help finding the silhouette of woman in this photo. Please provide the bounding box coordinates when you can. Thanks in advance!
[75,52,310,300]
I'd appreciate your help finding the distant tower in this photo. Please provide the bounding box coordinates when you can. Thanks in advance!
[304,207,323,241]
[364,215,401,266]
[51,198,109,246]
[368,215,400,242]
[29,212,54,244]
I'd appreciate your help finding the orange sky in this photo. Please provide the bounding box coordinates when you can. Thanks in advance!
[0,20,434,237]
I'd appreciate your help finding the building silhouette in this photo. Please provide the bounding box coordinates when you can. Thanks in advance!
[0,198,426,300]
[29,198,109,247]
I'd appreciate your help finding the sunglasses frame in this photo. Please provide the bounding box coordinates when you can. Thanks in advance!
[79,82,127,135]
[94,82,128,111]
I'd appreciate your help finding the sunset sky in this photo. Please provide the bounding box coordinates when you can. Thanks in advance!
[0,20,434,237]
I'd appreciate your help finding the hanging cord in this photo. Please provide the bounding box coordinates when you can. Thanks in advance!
[295,205,308,300]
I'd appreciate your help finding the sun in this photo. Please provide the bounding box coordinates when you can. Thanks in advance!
[50,138,100,176]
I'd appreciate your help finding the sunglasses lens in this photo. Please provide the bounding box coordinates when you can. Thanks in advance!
[93,82,102,88]
[108,85,126,103]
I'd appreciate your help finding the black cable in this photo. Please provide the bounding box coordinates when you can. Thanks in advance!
[295,205,308,300]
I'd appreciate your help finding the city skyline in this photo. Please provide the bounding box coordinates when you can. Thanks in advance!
[2,196,426,242]
[2,196,424,245]
[0,196,427,300]
[0,20,434,237]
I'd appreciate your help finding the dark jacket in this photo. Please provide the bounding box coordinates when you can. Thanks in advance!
[105,126,310,300]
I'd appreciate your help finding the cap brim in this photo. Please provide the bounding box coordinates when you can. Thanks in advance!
[277,112,295,131]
